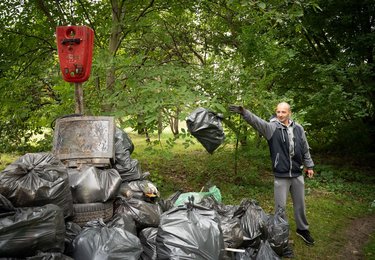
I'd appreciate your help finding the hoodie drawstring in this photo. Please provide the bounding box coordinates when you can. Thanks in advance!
[281,128,286,142]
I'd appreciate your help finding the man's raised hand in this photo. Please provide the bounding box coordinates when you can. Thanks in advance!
[229,105,244,115]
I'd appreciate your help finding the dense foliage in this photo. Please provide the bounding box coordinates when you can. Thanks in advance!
[0,0,373,154]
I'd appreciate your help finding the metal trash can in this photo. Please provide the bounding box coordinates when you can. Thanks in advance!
[52,115,117,226]
[53,116,115,167]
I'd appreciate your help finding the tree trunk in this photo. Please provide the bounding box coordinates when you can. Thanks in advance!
[169,108,180,136]
[106,0,126,91]
[158,110,163,140]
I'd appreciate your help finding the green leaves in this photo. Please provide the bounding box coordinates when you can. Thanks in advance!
[0,0,373,154]
[257,2,266,10]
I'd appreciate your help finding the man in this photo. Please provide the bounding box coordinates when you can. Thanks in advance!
[229,102,315,246]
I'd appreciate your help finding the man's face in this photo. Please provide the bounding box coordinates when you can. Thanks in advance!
[276,104,291,125]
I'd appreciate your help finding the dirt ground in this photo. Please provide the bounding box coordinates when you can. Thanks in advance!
[338,214,375,259]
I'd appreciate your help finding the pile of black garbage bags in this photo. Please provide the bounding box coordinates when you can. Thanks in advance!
[0,128,289,260]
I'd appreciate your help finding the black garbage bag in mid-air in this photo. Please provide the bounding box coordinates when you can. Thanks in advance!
[186,108,225,154]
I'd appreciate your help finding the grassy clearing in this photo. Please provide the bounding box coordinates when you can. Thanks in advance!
[130,132,375,259]
[365,232,375,260]
[0,153,20,171]
[1,131,374,259]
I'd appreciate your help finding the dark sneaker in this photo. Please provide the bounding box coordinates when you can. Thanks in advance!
[296,229,315,246]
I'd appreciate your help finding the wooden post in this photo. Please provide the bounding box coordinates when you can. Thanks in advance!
[74,82,84,114]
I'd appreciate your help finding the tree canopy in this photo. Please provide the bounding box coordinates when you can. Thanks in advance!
[0,0,373,154]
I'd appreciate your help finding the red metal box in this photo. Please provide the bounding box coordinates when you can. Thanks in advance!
[56,26,94,83]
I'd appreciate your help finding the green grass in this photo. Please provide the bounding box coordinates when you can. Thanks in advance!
[0,153,20,171]
[364,231,375,260]
[1,131,374,259]
[288,194,368,259]
[130,132,375,259]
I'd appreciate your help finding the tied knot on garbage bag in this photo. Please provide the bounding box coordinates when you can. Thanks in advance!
[0,152,73,217]
[72,218,143,260]
[186,107,225,154]
[157,200,225,259]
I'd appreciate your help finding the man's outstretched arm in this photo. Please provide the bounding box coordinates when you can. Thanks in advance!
[229,105,276,140]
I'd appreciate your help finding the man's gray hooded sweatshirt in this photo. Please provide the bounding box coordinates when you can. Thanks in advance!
[242,109,314,178]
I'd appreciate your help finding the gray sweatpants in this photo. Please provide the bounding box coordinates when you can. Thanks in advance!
[274,175,309,230]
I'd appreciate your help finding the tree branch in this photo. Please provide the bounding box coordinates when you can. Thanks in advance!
[36,0,58,26]
[4,29,56,51]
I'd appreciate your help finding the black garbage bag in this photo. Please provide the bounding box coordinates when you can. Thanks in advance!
[0,204,65,257]
[0,193,15,214]
[235,247,257,260]
[72,219,143,260]
[199,196,243,249]
[237,199,268,249]
[156,202,225,260]
[67,166,121,203]
[220,213,244,249]
[64,222,82,257]
[26,251,74,260]
[255,240,280,260]
[186,108,225,154]
[106,212,137,236]
[113,127,142,181]
[0,152,73,217]
[114,153,142,182]
[158,191,182,212]
[114,196,162,230]
[139,227,158,260]
[119,180,160,202]
[266,207,289,257]
[115,127,134,156]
